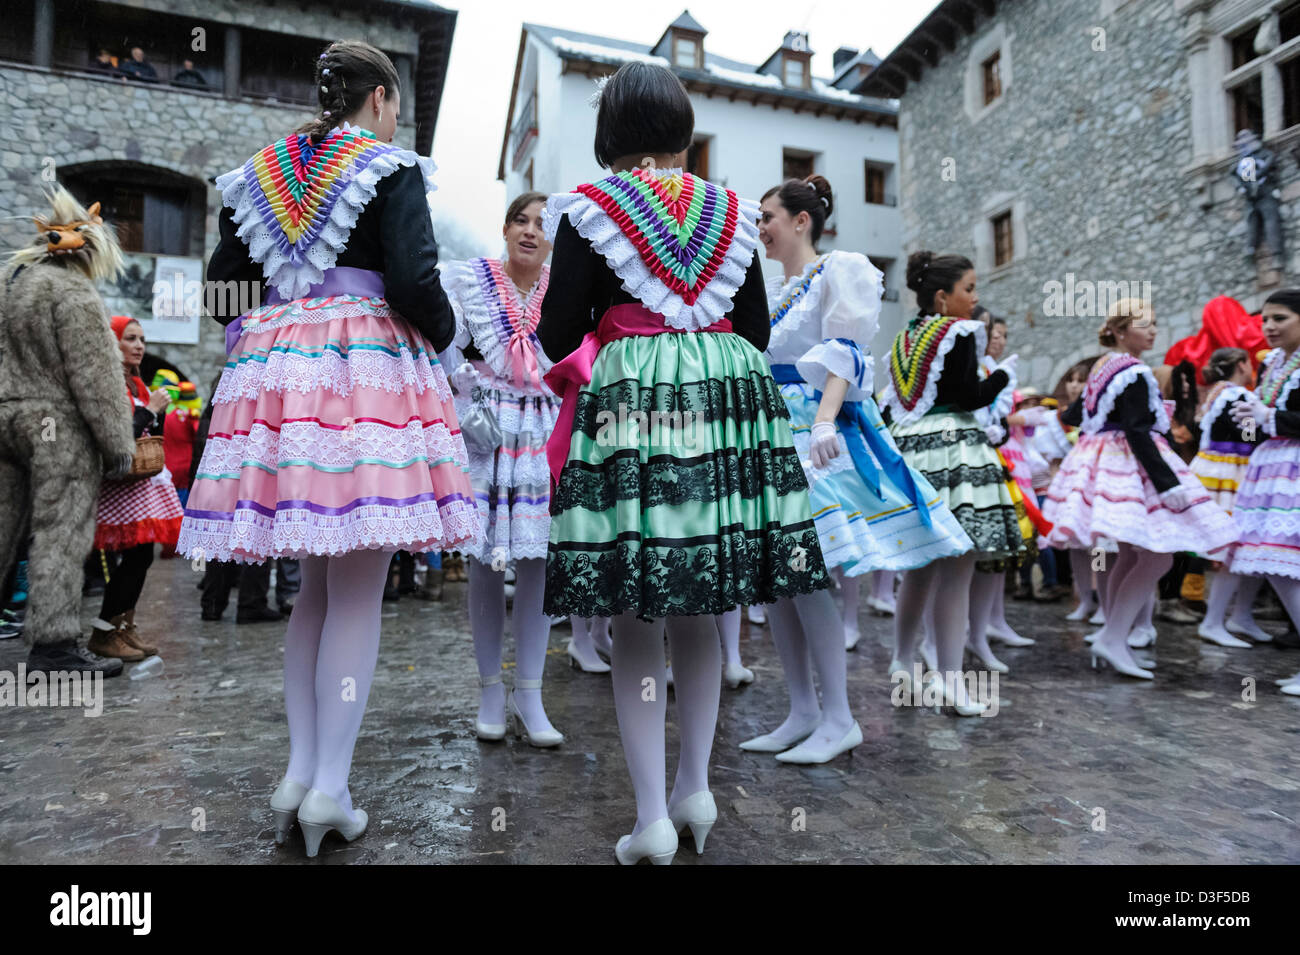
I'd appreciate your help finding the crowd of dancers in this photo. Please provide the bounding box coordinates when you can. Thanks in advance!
[37,44,1296,864]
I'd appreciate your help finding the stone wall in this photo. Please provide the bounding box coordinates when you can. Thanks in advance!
[897,0,1298,392]
[1,0,424,393]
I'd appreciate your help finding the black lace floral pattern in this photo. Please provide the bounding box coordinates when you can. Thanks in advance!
[544,523,830,618]
[571,370,790,436]
[551,444,808,515]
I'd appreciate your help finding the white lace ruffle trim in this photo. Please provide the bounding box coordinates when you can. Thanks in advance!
[442,259,554,395]
[542,184,761,332]
[216,123,438,302]
[1198,384,1251,452]
[214,347,453,403]
[881,318,987,426]
[1080,362,1170,435]
[765,255,829,359]
[796,339,874,402]
[178,497,481,563]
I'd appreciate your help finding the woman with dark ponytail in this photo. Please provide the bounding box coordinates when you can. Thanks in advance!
[879,251,1021,715]
[1226,289,1300,694]
[742,178,971,753]
[1190,347,1269,647]
[179,40,478,856]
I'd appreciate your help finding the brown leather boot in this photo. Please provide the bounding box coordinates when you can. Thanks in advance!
[118,621,158,656]
[88,630,145,662]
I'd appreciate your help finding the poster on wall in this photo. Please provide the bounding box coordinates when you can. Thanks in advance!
[141,255,204,344]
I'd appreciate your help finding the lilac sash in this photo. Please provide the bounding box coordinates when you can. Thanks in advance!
[223,266,386,354]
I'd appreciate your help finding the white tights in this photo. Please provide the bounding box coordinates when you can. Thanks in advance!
[718,607,742,667]
[282,549,392,816]
[469,557,554,731]
[896,553,977,678]
[762,590,856,743]
[1094,543,1171,667]
[832,567,862,647]
[610,613,721,836]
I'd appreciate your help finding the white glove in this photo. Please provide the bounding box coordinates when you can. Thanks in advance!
[1230,393,1276,437]
[1019,405,1053,428]
[809,421,840,470]
[1159,484,1193,512]
[995,354,1018,379]
[984,424,1005,445]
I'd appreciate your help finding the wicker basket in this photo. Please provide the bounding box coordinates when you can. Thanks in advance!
[127,435,165,479]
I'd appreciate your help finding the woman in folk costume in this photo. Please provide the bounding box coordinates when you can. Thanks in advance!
[178,42,478,857]
[1043,299,1236,679]
[86,316,184,663]
[740,176,971,758]
[441,193,566,745]
[880,252,1021,716]
[536,62,830,863]
[1227,290,1300,694]
[964,310,1044,668]
[1190,347,1269,648]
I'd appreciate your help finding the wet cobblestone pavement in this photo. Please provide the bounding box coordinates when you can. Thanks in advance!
[2,557,1298,864]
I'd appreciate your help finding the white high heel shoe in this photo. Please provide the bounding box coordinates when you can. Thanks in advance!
[1127,625,1158,649]
[270,778,309,846]
[1065,598,1096,622]
[739,715,820,752]
[775,721,863,763]
[1226,619,1273,642]
[938,680,988,717]
[615,817,678,865]
[475,672,507,741]
[668,791,717,854]
[966,645,1010,673]
[297,789,368,858]
[1089,607,1106,625]
[987,624,1035,647]
[567,639,611,673]
[1197,624,1251,649]
[866,596,896,616]
[845,627,862,651]
[746,604,767,625]
[1090,642,1154,680]
[723,662,754,688]
[508,678,563,747]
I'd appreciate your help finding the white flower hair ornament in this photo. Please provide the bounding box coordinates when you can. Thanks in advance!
[587,73,612,109]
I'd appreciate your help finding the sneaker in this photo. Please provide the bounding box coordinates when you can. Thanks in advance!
[87,630,145,662]
[29,640,124,676]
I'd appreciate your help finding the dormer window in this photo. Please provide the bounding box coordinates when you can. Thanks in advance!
[784,57,807,87]
[673,33,701,69]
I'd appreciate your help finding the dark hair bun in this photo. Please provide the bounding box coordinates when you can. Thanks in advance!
[1098,325,1117,347]
[805,174,834,218]
[906,251,935,292]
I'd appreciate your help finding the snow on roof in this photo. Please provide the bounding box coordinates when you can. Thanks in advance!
[551,36,670,67]
[811,78,862,102]
[704,62,782,88]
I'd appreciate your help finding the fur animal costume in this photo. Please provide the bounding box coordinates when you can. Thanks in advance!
[0,186,135,664]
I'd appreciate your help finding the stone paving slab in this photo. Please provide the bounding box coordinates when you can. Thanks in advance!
[1,558,1297,864]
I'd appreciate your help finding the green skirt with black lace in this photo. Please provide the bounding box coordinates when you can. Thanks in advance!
[544,329,831,619]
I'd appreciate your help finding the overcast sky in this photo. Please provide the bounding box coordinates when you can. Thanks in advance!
[428,0,938,256]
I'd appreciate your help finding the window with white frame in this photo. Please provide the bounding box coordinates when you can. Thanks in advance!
[963,22,1011,122]
[1221,3,1300,143]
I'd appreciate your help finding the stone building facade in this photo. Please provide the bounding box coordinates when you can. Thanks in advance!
[861,0,1300,392]
[1,0,455,391]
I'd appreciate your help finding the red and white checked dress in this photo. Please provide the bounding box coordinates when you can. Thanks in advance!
[94,380,185,551]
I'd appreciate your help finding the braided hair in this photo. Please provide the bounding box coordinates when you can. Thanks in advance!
[293,40,401,144]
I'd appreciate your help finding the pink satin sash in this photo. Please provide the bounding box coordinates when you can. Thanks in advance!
[543,303,733,486]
